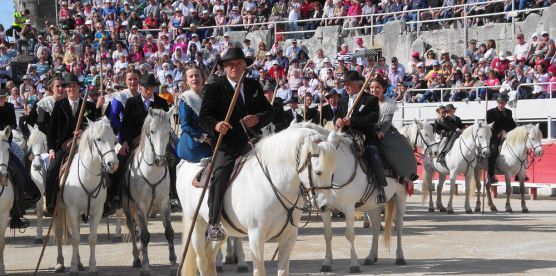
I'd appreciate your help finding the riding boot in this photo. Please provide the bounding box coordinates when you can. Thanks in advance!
[7,157,30,229]
[45,149,66,215]
[365,145,387,206]
[488,140,499,184]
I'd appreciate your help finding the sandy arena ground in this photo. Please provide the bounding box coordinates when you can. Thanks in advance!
[3,193,556,275]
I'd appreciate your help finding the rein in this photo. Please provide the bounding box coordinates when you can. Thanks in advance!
[505,135,541,171]
[0,138,11,197]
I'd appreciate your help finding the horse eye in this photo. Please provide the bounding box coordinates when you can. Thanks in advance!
[315,170,322,176]
[97,138,102,141]
[150,130,155,134]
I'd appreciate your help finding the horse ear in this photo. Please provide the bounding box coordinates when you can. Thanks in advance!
[27,124,34,134]
[327,132,340,148]
[3,126,11,137]
[488,122,495,129]
[415,119,423,128]
[148,107,154,117]
[166,106,176,121]
[535,123,540,129]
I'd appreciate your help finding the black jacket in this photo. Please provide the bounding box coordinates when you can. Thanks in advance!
[199,76,272,153]
[284,107,304,124]
[0,102,17,131]
[301,106,320,124]
[120,94,169,147]
[271,97,288,132]
[338,93,380,145]
[321,104,341,126]
[47,98,99,152]
[487,107,516,138]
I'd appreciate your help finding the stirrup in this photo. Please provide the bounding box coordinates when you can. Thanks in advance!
[207,224,226,241]
[376,188,387,207]
[10,217,30,230]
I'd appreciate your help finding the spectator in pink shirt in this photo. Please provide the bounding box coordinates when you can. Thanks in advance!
[490,52,511,78]
[343,0,362,37]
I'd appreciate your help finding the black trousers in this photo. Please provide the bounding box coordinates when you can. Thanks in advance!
[488,137,501,178]
[208,144,250,225]
[8,153,35,219]
[365,145,388,188]
[108,153,130,202]
[45,149,67,209]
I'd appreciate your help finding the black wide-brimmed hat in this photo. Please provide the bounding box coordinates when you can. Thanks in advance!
[139,74,160,87]
[61,73,80,85]
[445,104,457,111]
[218,47,254,66]
[343,71,363,82]
[496,93,509,103]
[325,90,339,99]
[263,81,276,91]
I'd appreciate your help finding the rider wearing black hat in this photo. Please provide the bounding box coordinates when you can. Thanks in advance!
[45,73,100,215]
[263,81,287,132]
[436,104,465,165]
[321,90,341,126]
[486,94,516,183]
[199,47,272,241]
[335,71,388,205]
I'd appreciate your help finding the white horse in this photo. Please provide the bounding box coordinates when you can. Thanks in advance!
[398,119,438,155]
[472,124,544,213]
[0,127,15,276]
[292,122,408,272]
[421,122,492,214]
[11,129,27,155]
[55,117,119,275]
[27,125,49,244]
[122,108,177,276]
[178,127,338,276]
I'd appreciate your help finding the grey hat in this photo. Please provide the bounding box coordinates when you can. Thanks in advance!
[445,104,457,111]
[263,82,276,91]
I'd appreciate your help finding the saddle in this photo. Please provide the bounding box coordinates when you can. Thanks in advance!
[192,156,248,189]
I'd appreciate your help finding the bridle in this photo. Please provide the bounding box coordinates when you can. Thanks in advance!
[506,133,543,171]
[141,131,169,166]
[0,138,10,196]
[412,125,438,158]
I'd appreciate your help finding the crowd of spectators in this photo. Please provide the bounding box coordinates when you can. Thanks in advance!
[0,0,555,113]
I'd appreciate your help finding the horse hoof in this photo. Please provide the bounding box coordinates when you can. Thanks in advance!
[474,207,481,213]
[428,208,435,212]
[78,263,85,271]
[320,265,332,272]
[89,271,99,276]
[490,206,498,212]
[34,237,44,244]
[112,236,123,243]
[224,256,235,265]
[465,209,473,214]
[363,257,376,265]
[396,258,407,265]
[236,265,249,273]
[522,208,529,213]
[349,266,361,273]
[506,209,513,213]
[169,268,178,276]
[69,272,79,276]
[132,259,142,268]
[139,269,151,276]
[447,210,454,214]
[363,222,370,228]
[54,264,65,273]
[216,266,223,273]
[439,207,447,212]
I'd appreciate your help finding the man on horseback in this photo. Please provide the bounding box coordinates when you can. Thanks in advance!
[199,48,272,241]
[45,74,100,215]
[335,71,388,205]
[486,94,516,183]
[116,73,169,210]
[435,104,464,165]
[1,89,38,229]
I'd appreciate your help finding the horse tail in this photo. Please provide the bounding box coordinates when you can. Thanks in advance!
[181,214,197,276]
[51,206,69,245]
[470,166,478,196]
[422,165,430,203]
[383,197,396,250]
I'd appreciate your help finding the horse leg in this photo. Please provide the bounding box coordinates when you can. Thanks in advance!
[446,172,458,214]
[436,173,447,212]
[124,205,140,268]
[235,238,248,273]
[474,167,482,213]
[0,210,9,276]
[136,210,151,275]
[485,181,498,212]
[248,231,265,276]
[425,168,435,212]
[276,230,298,276]
[88,210,103,275]
[161,208,178,275]
[518,171,529,213]
[190,219,211,275]
[464,171,473,214]
[395,187,408,265]
[224,237,235,264]
[364,208,381,265]
[215,246,224,273]
[34,197,44,244]
[362,211,371,228]
[67,209,81,275]
[113,208,123,242]
[206,240,225,276]
[54,209,65,273]
[344,208,360,273]
[320,210,333,272]
[504,175,513,213]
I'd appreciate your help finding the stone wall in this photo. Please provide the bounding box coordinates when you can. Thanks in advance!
[13,0,56,30]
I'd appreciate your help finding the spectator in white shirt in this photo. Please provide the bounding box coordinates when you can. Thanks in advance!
[514,33,530,60]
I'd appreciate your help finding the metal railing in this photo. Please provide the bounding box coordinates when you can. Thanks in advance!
[516,82,556,99]
[403,85,504,104]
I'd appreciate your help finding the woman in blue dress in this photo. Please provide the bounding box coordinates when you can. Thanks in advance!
[177,65,212,162]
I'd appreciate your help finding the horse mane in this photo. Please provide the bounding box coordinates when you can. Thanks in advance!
[28,128,46,145]
[505,126,528,147]
[461,123,476,140]
[78,117,113,154]
[290,122,353,145]
[136,109,170,153]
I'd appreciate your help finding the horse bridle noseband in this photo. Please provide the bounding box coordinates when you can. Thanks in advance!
[141,132,169,166]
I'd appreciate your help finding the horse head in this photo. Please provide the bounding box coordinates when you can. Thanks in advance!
[474,121,492,159]
[28,125,47,171]
[11,129,27,154]
[82,118,119,173]
[0,126,11,178]
[143,107,174,167]
[527,124,544,158]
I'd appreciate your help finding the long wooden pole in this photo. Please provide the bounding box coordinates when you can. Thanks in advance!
[34,85,92,275]
[176,70,247,276]
[99,39,104,96]
[482,89,488,214]
[345,75,372,118]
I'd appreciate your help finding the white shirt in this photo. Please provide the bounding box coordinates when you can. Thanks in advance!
[69,99,79,116]
[141,95,154,110]
[348,93,358,116]
[514,42,530,60]
[227,77,245,103]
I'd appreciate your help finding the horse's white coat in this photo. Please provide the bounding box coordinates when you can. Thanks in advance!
[27,125,48,244]
[0,127,14,276]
